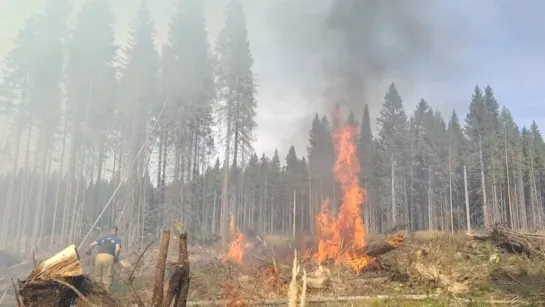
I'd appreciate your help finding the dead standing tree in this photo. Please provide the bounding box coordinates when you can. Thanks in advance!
[150,230,191,307]
[164,232,190,307]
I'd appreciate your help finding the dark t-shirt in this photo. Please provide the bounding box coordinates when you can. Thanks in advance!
[96,235,121,256]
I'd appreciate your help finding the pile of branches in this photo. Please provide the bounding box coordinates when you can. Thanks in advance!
[468,224,545,258]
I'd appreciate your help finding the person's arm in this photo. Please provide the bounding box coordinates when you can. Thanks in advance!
[87,239,99,255]
[114,238,121,260]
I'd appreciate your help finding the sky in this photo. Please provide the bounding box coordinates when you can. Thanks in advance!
[1,0,545,159]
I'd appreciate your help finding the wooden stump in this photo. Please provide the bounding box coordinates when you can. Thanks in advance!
[151,230,171,307]
[164,232,191,307]
[18,244,85,307]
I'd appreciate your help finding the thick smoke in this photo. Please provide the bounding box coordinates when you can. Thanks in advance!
[259,0,467,149]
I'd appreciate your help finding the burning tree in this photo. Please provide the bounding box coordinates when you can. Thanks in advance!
[312,109,400,271]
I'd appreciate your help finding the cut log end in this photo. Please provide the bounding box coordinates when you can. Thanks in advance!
[28,244,82,281]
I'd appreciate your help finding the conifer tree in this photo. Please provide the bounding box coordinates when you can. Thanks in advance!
[357,104,374,230]
[376,82,408,229]
[118,0,159,247]
[216,0,257,243]
[63,0,117,244]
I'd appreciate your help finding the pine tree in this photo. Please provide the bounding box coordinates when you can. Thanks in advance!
[465,85,490,227]
[346,110,358,129]
[447,110,467,231]
[408,99,431,230]
[376,82,408,229]
[63,0,117,244]
[118,0,159,247]
[29,0,70,250]
[162,0,215,233]
[216,0,257,243]
[500,108,525,229]
[357,104,374,231]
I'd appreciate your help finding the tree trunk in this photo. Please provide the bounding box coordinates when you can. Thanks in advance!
[464,165,471,232]
[479,136,489,227]
[391,160,396,227]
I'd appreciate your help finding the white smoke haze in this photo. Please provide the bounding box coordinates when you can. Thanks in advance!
[0,0,484,157]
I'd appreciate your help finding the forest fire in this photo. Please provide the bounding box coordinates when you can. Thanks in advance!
[224,229,246,264]
[311,109,372,271]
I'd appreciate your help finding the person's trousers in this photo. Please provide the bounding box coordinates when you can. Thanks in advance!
[94,253,115,291]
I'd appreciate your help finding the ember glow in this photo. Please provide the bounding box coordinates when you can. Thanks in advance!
[312,109,372,271]
[225,230,246,264]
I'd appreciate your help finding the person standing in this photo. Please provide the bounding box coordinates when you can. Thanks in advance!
[87,226,121,291]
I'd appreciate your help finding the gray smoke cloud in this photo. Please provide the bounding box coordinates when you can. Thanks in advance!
[254,0,469,152]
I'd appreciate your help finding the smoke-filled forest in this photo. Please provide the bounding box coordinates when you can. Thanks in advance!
[0,0,544,259]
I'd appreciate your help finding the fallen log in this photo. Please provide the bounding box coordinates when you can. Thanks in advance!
[186,294,441,306]
[185,295,543,306]
[359,232,406,257]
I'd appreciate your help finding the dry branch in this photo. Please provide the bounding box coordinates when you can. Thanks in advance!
[186,294,440,306]
[11,278,21,307]
[126,240,154,307]
[409,248,469,294]
[467,225,545,258]
[152,230,171,307]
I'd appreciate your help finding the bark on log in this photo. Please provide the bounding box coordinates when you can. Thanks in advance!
[359,233,405,257]
[152,230,170,307]
[164,232,191,307]
[364,242,398,258]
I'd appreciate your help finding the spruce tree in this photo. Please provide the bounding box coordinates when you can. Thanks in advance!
[357,105,374,228]
[447,110,467,230]
[465,85,489,227]
[376,82,408,229]
[64,0,117,244]
[216,0,256,241]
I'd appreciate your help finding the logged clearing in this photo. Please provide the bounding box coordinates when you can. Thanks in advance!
[5,227,545,306]
[3,113,545,306]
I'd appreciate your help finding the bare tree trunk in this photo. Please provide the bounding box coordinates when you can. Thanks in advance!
[50,110,69,248]
[220,99,232,246]
[517,173,528,230]
[0,118,24,248]
[464,165,471,232]
[427,167,432,231]
[448,147,454,232]
[479,136,489,227]
[492,168,499,224]
[31,135,49,251]
[391,160,396,227]
[16,124,33,253]
[531,169,542,228]
[292,189,296,236]
[40,148,53,247]
[505,134,513,229]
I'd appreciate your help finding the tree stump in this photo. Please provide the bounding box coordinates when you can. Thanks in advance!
[18,244,85,307]
[151,230,171,307]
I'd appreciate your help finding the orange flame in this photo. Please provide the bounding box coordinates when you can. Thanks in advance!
[312,109,371,271]
[224,230,246,264]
